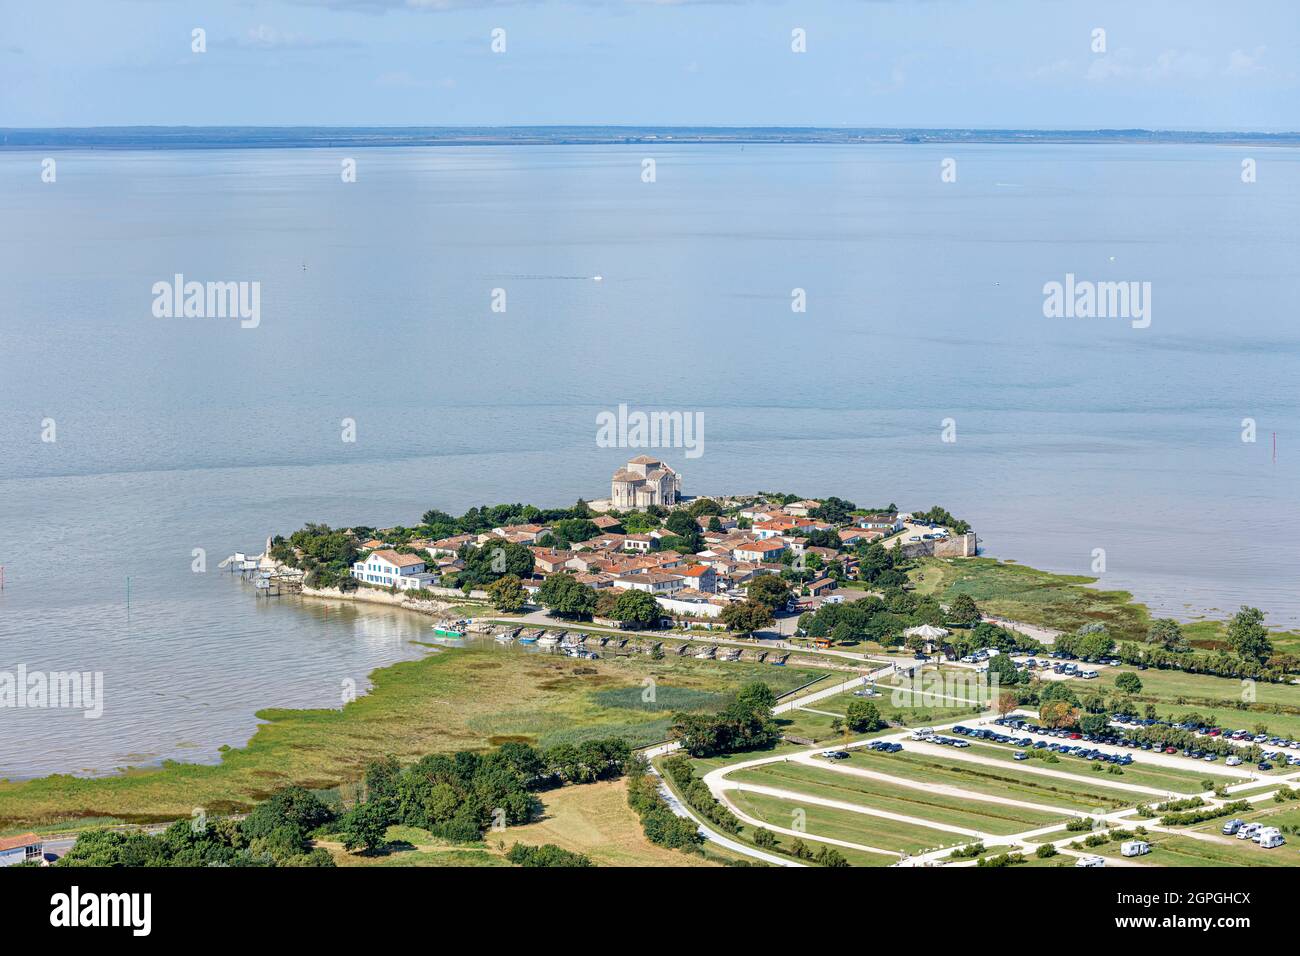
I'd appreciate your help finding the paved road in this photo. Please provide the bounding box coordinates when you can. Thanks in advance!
[902,739,1181,799]
[650,766,802,866]
[786,750,1085,817]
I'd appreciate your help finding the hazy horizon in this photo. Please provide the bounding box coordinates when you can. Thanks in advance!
[1,1,1297,130]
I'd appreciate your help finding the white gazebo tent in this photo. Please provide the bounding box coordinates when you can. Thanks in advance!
[903,623,950,653]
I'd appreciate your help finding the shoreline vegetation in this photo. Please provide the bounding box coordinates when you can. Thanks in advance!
[5,493,1296,839]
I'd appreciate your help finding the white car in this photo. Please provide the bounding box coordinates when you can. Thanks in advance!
[1226,755,1242,766]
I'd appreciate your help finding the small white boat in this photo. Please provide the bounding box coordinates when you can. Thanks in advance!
[537,632,562,647]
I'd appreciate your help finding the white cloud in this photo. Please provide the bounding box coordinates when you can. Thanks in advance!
[1085,48,1212,84]
[1224,47,1267,76]
[238,25,360,49]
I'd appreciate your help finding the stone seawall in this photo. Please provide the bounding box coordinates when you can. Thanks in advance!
[899,532,978,560]
[300,584,487,616]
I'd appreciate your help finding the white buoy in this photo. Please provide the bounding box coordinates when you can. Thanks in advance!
[593,275,603,282]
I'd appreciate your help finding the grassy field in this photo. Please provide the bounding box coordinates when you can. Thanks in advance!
[726,789,942,857]
[1105,667,1300,740]
[909,557,1150,643]
[809,684,987,722]
[729,761,1067,834]
[491,778,726,867]
[1190,801,1300,835]
[1091,832,1294,867]
[911,557,1300,653]
[0,642,836,830]
[841,749,1141,812]
[320,827,509,868]
[959,741,1212,795]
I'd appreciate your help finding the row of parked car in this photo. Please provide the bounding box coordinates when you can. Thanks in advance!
[1044,650,1127,667]
[1222,819,1287,848]
[1109,715,1300,767]
[987,717,1138,763]
[1116,714,1300,749]
[866,740,904,753]
[994,715,1300,769]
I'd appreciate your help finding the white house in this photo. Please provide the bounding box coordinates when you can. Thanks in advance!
[0,833,43,867]
[351,549,438,591]
[659,593,725,618]
[611,572,685,596]
[733,539,786,563]
[857,513,902,533]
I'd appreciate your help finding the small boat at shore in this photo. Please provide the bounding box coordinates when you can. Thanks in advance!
[537,631,563,647]
[517,629,541,644]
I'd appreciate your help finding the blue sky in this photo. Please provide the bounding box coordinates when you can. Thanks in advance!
[1,0,1296,129]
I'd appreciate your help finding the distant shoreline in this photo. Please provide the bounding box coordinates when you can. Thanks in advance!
[3,126,1299,150]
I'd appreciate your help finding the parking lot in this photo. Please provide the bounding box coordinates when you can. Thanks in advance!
[695,705,1300,867]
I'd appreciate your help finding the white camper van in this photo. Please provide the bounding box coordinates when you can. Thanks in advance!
[1120,840,1151,857]
[1260,831,1286,849]
[1074,854,1106,867]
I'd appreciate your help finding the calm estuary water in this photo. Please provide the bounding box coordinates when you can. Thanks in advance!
[1,143,1298,778]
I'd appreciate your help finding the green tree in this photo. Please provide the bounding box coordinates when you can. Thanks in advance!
[747,574,792,611]
[537,574,597,619]
[809,497,856,523]
[1114,671,1143,695]
[1147,618,1188,652]
[986,653,1021,686]
[721,599,774,636]
[339,800,393,854]
[1226,606,1272,663]
[845,699,884,733]
[486,574,526,612]
[1079,713,1109,735]
[460,537,534,586]
[734,681,777,714]
[611,588,662,629]
[664,510,699,537]
[947,593,982,628]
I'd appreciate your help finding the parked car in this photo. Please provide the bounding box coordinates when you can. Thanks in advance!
[1222,819,1244,835]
